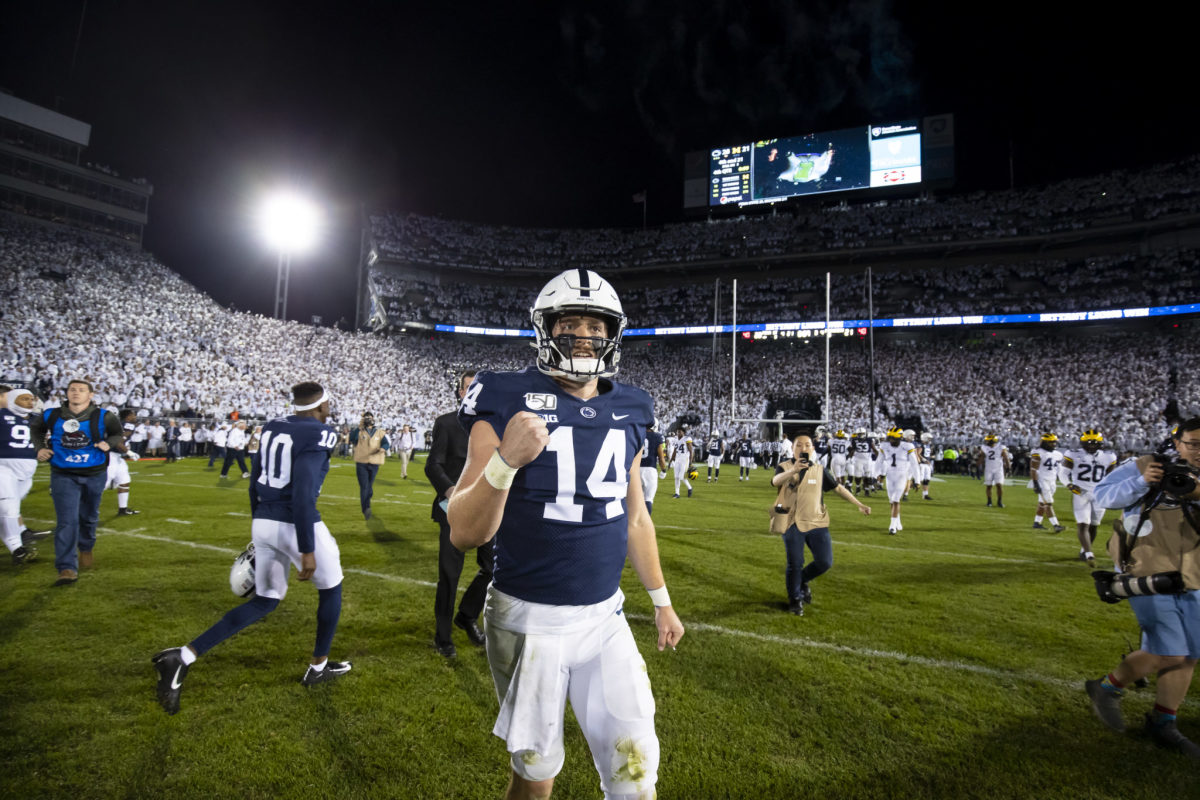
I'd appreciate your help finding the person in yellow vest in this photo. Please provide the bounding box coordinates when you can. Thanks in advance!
[351,412,390,520]
[771,433,870,616]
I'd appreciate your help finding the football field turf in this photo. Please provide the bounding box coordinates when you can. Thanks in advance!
[3,458,1196,799]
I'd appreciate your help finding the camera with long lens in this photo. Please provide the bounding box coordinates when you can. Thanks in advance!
[1153,454,1200,497]
[1092,569,1185,604]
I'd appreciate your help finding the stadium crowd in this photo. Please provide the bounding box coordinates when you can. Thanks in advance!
[368,155,1200,274]
[3,189,1196,455]
[370,248,1199,331]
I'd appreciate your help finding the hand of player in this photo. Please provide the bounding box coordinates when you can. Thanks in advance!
[37,448,53,462]
[298,552,316,581]
[1067,483,1082,495]
[126,451,140,462]
[1141,460,1164,485]
[1026,479,1036,490]
[858,504,871,515]
[498,411,550,468]
[96,441,111,452]
[654,605,685,651]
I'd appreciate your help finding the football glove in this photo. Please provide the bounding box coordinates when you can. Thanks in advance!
[126,451,140,462]
[1026,479,1036,490]
[1068,483,1083,495]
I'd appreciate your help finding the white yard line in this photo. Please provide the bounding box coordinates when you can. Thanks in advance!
[107,529,437,588]
[103,528,1074,690]
[657,524,1071,569]
[128,476,426,506]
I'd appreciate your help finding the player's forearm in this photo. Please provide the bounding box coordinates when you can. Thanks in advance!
[627,518,667,596]
[446,476,505,549]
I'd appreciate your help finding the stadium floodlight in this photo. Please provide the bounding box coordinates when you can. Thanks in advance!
[259,191,321,320]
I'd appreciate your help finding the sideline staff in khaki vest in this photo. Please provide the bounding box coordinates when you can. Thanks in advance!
[351,412,390,520]
[770,433,870,617]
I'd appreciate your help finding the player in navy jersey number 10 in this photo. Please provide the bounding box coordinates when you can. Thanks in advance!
[151,382,351,715]
[450,269,684,800]
[0,387,41,565]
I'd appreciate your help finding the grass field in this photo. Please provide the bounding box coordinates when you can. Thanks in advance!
[2,456,1197,799]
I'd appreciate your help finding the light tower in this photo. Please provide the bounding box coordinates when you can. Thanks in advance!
[259,191,320,320]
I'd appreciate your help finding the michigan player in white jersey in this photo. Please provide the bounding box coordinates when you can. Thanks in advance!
[449,269,684,800]
[828,429,850,484]
[876,428,920,534]
[1059,429,1117,565]
[670,430,694,498]
[152,382,351,715]
[978,434,1011,508]
[1030,433,1066,532]
[0,387,39,565]
[106,409,142,516]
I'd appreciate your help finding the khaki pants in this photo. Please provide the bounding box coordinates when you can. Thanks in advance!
[399,449,412,476]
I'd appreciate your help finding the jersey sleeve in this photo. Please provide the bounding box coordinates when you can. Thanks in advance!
[457,370,520,440]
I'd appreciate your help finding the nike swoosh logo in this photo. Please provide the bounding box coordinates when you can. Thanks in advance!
[612,414,629,420]
[171,666,184,690]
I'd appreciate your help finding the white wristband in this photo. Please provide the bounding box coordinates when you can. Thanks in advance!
[484,448,518,490]
[647,585,671,607]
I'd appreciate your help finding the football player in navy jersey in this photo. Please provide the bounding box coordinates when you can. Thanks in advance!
[639,418,667,515]
[449,269,684,800]
[151,382,351,715]
[736,435,755,480]
[0,386,40,565]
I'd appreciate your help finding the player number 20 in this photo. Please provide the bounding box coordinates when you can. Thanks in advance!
[544,426,628,522]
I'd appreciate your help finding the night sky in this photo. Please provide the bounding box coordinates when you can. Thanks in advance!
[0,1,1190,325]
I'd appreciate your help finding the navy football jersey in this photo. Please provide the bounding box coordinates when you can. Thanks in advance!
[250,415,338,553]
[640,430,664,468]
[738,439,754,458]
[0,409,36,461]
[706,437,723,456]
[458,367,653,605]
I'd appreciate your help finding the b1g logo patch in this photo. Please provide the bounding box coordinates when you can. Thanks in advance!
[525,393,557,411]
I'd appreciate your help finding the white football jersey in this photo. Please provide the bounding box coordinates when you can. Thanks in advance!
[1032,447,1062,481]
[1060,448,1117,489]
[980,443,1008,468]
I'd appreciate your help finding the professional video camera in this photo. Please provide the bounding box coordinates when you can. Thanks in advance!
[1152,454,1200,498]
[1092,569,1185,604]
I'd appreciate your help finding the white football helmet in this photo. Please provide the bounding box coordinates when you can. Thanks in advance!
[229,542,256,597]
[531,269,626,381]
[902,428,915,441]
[920,431,933,443]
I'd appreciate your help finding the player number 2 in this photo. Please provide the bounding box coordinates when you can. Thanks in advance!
[257,431,293,489]
[544,426,627,522]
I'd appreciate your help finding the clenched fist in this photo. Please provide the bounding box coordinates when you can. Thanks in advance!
[498,411,550,468]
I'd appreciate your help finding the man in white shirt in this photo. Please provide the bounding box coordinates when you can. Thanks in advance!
[220,421,250,479]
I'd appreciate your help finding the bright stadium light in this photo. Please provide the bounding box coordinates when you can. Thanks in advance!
[259,191,321,320]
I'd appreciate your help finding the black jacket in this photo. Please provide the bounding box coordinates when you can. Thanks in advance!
[425,410,469,523]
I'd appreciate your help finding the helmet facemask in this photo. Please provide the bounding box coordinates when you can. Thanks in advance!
[531,269,627,382]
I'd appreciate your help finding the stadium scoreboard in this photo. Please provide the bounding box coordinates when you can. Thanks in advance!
[683,114,955,210]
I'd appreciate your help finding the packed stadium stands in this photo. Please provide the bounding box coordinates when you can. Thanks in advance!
[4,148,1199,455]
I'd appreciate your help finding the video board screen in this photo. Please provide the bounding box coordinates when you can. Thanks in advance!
[709,120,921,207]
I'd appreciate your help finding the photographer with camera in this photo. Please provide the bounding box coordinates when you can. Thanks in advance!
[1085,418,1200,759]
[770,433,870,617]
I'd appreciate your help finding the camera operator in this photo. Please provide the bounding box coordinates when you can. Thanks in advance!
[770,433,870,617]
[1085,418,1200,759]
